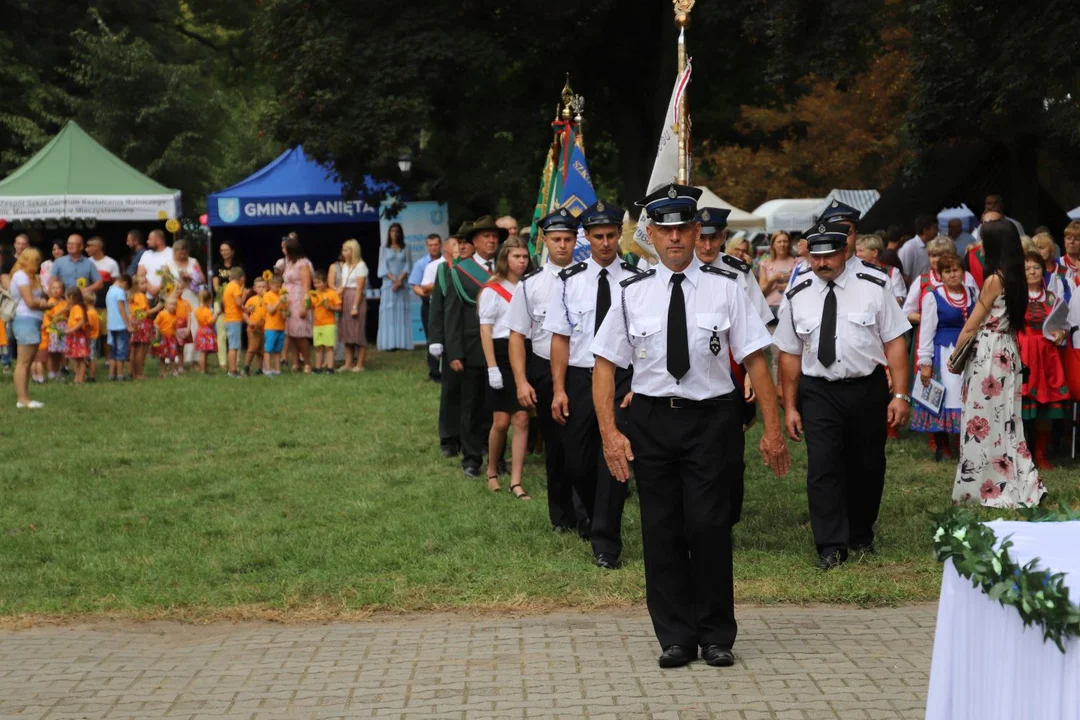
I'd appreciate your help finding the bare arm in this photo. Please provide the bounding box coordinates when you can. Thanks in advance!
[744,349,790,476]
[509,331,536,409]
[779,350,804,442]
[550,333,571,425]
[594,355,633,482]
[884,335,911,428]
[955,274,1001,349]
[480,323,498,369]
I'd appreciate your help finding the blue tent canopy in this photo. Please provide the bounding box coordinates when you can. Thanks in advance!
[207,147,390,227]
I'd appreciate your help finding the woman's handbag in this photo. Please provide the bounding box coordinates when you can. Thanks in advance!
[947,335,976,375]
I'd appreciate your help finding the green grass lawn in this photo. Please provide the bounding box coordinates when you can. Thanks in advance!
[1,351,1077,620]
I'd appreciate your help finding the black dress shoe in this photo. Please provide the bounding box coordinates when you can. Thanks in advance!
[552,524,575,534]
[816,550,847,571]
[463,466,481,478]
[594,553,620,570]
[850,543,876,555]
[658,645,696,668]
[441,445,458,458]
[701,644,735,667]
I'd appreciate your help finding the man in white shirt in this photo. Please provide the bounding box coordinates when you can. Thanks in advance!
[136,229,174,299]
[898,214,937,285]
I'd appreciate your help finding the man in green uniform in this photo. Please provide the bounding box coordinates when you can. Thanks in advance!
[428,223,472,457]
[444,216,508,477]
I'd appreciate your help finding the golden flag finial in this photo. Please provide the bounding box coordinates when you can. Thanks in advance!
[673,0,695,28]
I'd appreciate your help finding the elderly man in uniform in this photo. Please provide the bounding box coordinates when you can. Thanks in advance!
[428,224,471,458]
[444,217,507,477]
[544,201,641,561]
[773,222,912,571]
[506,210,578,532]
[593,184,790,668]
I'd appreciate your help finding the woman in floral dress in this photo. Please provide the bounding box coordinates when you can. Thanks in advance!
[951,221,1045,507]
[282,236,314,373]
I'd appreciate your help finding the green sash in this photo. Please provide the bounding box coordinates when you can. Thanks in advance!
[450,257,491,306]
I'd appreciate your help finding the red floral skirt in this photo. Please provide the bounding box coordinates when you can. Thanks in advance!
[65,331,89,359]
[133,317,154,344]
[195,326,217,353]
[152,334,179,360]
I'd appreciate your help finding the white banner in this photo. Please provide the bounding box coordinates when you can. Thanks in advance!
[633,61,692,260]
[379,200,451,346]
[0,193,181,221]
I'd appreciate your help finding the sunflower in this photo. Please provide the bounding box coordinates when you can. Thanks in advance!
[76,277,87,289]
[164,284,175,296]
[306,290,319,308]
[262,270,273,281]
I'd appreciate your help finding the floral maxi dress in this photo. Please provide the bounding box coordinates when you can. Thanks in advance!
[953,294,1046,507]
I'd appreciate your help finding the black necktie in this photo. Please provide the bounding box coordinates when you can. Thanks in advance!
[667,273,690,380]
[595,268,610,334]
[485,259,493,274]
[819,281,837,367]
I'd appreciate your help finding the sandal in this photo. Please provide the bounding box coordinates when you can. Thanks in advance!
[509,484,531,501]
[487,474,501,493]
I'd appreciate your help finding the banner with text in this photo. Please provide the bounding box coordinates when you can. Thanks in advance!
[0,194,181,221]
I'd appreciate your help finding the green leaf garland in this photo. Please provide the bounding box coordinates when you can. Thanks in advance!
[931,506,1080,653]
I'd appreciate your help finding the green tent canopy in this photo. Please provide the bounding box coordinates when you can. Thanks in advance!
[0,121,181,221]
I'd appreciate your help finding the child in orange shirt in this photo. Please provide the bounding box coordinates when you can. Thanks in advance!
[194,289,220,374]
[64,288,90,384]
[153,296,181,377]
[222,267,246,376]
[37,279,68,382]
[130,275,160,380]
[174,278,194,371]
[243,278,267,376]
[84,292,101,382]
[311,270,342,373]
[262,275,287,376]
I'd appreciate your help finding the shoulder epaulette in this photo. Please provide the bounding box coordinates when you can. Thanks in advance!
[785,278,812,300]
[721,253,751,274]
[619,269,654,288]
[521,267,542,282]
[861,260,888,274]
[621,261,643,274]
[701,264,738,280]
[856,272,887,287]
[558,262,587,281]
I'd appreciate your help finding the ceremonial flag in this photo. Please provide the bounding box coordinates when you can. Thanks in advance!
[633,60,692,259]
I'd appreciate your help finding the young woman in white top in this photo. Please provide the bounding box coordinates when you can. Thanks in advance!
[9,249,50,409]
[330,239,370,372]
[478,238,532,498]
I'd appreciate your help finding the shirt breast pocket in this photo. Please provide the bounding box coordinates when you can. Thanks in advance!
[694,313,729,358]
[846,312,877,349]
[796,318,821,354]
[628,317,663,356]
[566,300,593,334]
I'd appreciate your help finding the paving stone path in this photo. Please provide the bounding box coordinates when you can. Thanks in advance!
[0,604,937,719]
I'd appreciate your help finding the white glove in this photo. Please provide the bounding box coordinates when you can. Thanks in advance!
[487,367,504,390]
[429,343,444,358]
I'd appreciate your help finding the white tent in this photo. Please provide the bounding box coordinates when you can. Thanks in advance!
[938,204,977,232]
[695,186,766,232]
[753,198,826,233]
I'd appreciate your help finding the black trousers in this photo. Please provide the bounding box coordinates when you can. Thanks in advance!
[460,365,492,470]
[420,298,439,379]
[798,366,889,555]
[560,366,601,524]
[438,358,461,450]
[528,353,573,528]
[629,393,741,650]
[591,367,634,559]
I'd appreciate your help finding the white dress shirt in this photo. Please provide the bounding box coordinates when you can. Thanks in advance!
[543,256,638,369]
[898,237,930,281]
[902,269,979,315]
[706,252,774,325]
[773,265,911,380]
[505,262,565,360]
[591,257,772,400]
[419,256,446,287]
[477,280,517,340]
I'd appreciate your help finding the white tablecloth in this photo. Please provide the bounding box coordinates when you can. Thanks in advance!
[926,521,1080,720]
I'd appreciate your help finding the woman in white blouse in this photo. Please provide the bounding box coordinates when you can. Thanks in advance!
[331,239,369,372]
[478,238,532,498]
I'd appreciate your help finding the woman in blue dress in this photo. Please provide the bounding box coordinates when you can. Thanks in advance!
[913,253,975,461]
[377,223,412,351]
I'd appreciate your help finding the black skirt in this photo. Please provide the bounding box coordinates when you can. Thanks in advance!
[487,337,530,414]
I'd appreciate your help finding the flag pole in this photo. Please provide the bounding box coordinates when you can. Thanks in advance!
[674,1,695,184]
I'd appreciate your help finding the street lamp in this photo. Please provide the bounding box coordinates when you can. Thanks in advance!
[398,152,412,177]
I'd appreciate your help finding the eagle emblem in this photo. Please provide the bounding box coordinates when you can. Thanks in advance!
[667,186,678,199]
[596,201,605,212]
[701,210,711,222]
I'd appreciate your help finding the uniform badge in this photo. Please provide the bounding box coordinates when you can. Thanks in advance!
[667,186,678,199]
[596,201,605,212]
[701,209,711,222]
[709,332,721,356]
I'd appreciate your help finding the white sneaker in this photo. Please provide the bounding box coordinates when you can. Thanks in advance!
[16,401,44,409]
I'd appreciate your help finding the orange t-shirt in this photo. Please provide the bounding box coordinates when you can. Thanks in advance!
[175,298,192,326]
[313,289,341,327]
[130,292,149,320]
[87,309,102,340]
[245,295,266,328]
[222,281,244,323]
[195,306,215,329]
[154,310,177,338]
[67,306,86,333]
[262,290,286,332]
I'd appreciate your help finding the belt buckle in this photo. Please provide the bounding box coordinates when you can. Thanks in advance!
[669,398,682,409]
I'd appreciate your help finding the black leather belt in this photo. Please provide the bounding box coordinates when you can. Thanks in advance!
[804,366,885,385]
[638,393,735,409]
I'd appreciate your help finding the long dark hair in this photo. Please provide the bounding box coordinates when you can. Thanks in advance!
[386,223,405,249]
[981,220,1027,331]
[283,236,306,261]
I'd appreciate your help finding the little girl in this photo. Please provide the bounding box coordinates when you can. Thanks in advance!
[130,276,159,380]
[64,287,90,384]
[40,278,69,381]
[174,278,194,371]
[153,296,181,377]
[194,289,220,374]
